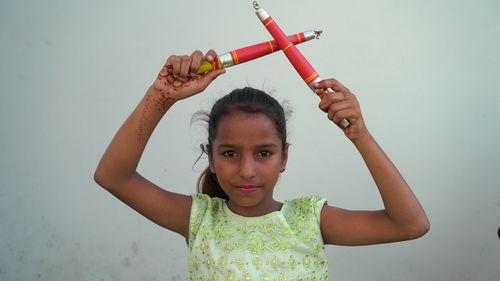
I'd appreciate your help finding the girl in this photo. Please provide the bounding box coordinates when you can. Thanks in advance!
[94,50,430,280]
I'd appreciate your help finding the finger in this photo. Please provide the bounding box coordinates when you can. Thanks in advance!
[196,69,226,91]
[326,101,352,121]
[190,50,204,76]
[318,91,350,111]
[332,109,356,125]
[327,104,336,121]
[202,68,226,83]
[178,55,192,81]
[205,49,217,62]
[328,99,353,115]
[158,65,169,77]
[166,73,175,85]
[168,56,182,79]
[314,78,349,93]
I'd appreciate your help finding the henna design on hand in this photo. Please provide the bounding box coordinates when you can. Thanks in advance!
[157,65,193,91]
[153,65,195,112]
[136,95,152,142]
[135,62,208,143]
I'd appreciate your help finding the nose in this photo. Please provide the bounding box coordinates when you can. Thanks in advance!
[238,154,257,180]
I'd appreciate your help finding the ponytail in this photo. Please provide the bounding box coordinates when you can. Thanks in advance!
[197,166,229,200]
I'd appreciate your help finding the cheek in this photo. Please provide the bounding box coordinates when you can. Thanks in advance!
[262,160,283,175]
[212,160,233,177]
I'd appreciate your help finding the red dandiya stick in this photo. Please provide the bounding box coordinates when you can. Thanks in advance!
[253,1,350,127]
[196,30,322,74]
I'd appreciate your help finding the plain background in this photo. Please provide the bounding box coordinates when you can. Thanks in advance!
[1,0,499,280]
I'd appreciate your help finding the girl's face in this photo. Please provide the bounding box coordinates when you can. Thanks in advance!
[209,111,288,217]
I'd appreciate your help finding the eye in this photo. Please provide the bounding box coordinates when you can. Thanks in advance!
[258,151,273,157]
[222,151,236,157]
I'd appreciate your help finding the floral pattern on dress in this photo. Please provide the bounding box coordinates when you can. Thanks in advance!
[187,194,328,281]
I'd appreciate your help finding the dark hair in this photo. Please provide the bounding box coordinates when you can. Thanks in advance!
[196,87,288,200]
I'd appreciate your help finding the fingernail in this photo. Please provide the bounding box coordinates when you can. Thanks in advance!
[206,55,214,61]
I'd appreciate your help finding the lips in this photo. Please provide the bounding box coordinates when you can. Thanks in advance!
[236,185,259,194]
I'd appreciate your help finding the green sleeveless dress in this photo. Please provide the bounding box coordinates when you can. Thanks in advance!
[188,194,328,280]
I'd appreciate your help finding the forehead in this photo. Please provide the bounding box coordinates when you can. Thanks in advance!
[214,111,282,145]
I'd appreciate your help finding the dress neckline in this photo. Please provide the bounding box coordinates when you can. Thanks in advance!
[223,200,286,221]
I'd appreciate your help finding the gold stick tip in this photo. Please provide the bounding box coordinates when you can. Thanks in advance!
[253,1,260,10]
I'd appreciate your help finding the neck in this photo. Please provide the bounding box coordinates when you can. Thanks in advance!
[226,199,283,217]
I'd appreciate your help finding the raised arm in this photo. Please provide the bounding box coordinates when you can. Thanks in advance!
[93,50,225,238]
[315,79,430,246]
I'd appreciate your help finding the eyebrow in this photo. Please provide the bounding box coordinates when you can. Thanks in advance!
[216,144,278,149]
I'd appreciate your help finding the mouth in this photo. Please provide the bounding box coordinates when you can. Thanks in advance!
[236,185,260,194]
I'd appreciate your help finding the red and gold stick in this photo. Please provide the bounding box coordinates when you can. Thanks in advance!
[253,2,350,127]
[196,30,322,74]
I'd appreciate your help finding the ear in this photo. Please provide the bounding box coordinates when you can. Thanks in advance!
[208,153,215,173]
[280,143,289,172]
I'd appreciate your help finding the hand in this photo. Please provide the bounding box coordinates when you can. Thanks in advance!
[316,78,368,141]
[151,49,225,103]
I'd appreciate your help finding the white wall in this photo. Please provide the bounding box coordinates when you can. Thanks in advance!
[1,0,499,280]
